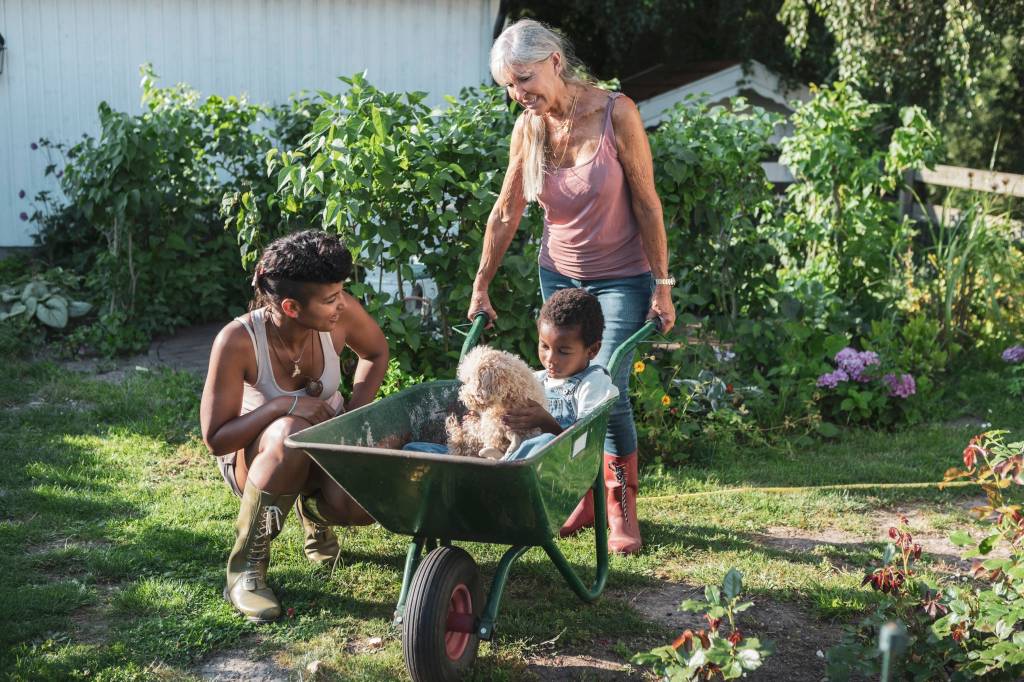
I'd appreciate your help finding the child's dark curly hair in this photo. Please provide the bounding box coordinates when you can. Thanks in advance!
[250,229,353,308]
[539,288,604,346]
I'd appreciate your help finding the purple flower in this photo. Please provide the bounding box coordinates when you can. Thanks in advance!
[884,373,916,398]
[859,351,880,367]
[56,170,63,178]
[1002,345,1024,364]
[817,369,850,389]
[18,190,26,199]
[834,347,859,368]
[19,212,28,221]
[835,347,880,383]
[30,142,38,150]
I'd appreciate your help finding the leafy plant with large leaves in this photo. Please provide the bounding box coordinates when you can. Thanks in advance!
[33,67,280,353]
[780,0,1024,172]
[777,82,940,325]
[652,96,783,328]
[227,74,543,375]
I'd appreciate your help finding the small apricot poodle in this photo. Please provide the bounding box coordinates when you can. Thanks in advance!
[446,345,546,459]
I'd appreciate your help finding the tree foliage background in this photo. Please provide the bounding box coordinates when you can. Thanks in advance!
[508,0,1024,172]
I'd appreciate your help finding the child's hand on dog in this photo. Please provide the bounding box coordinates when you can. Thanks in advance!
[502,400,562,435]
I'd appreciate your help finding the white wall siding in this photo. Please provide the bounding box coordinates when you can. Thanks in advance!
[0,0,501,247]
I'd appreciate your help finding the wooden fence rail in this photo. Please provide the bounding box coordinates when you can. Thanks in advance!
[913,164,1024,199]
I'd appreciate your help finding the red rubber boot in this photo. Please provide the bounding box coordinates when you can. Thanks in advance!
[604,452,642,555]
[558,489,595,538]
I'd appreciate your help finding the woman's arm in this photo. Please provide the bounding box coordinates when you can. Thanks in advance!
[199,323,326,456]
[336,291,389,411]
[612,96,677,333]
[469,114,530,325]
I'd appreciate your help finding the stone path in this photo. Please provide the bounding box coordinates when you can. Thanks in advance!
[63,321,221,381]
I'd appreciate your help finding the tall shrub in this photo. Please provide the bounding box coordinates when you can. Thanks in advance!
[778,81,940,325]
[34,66,278,352]
[652,96,783,327]
[229,74,542,375]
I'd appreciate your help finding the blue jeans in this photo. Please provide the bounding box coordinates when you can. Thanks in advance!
[539,266,654,457]
[403,433,556,461]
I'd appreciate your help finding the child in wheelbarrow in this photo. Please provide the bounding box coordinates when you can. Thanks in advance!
[405,288,617,460]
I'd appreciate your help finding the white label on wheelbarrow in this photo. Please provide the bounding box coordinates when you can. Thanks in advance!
[572,432,587,458]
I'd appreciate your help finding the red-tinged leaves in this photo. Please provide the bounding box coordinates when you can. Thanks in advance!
[920,589,948,618]
[704,614,721,630]
[672,630,694,650]
[727,630,743,646]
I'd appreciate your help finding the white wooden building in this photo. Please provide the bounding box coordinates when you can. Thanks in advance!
[0,0,501,247]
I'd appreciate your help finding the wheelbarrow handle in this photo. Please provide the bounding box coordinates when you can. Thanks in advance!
[459,311,490,361]
[607,318,661,379]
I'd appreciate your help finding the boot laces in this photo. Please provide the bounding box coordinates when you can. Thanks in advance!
[609,461,630,524]
[244,504,284,588]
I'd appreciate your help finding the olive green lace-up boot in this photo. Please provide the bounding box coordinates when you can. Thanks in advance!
[224,481,297,623]
[295,494,340,566]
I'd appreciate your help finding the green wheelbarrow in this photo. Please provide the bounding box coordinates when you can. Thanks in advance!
[285,315,659,682]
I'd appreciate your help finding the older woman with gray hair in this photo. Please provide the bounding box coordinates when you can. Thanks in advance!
[468,19,676,555]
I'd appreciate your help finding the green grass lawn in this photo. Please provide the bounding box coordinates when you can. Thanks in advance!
[1,360,1020,680]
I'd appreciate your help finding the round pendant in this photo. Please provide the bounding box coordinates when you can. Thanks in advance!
[305,377,324,397]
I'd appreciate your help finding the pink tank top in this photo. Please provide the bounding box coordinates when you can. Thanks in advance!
[537,93,651,280]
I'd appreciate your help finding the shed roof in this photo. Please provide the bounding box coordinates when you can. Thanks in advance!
[621,60,810,127]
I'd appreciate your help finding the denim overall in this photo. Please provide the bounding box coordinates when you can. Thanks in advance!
[545,364,610,430]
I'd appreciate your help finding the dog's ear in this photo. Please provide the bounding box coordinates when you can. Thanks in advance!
[474,361,495,402]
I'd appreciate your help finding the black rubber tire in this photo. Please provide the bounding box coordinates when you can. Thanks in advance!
[403,546,483,682]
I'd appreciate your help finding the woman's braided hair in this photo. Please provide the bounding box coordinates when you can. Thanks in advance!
[250,229,353,309]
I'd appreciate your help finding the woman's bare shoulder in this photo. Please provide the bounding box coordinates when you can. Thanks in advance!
[609,93,640,123]
[212,318,253,358]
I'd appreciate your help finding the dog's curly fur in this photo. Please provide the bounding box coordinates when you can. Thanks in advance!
[446,345,546,459]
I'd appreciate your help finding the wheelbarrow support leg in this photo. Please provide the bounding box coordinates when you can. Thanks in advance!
[393,536,427,626]
[476,545,531,640]
[476,474,610,641]
[542,473,609,602]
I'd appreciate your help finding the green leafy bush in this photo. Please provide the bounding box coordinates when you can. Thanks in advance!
[0,267,93,358]
[630,345,766,465]
[777,82,940,325]
[652,96,783,326]
[227,74,542,376]
[29,66,308,355]
[828,431,1024,679]
[0,273,90,329]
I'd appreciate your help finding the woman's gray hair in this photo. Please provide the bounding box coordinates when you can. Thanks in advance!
[490,19,591,202]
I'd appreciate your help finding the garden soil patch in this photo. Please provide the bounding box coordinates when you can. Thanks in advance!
[196,641,291,682]
[620,580,838,681]
[526,650,638,680]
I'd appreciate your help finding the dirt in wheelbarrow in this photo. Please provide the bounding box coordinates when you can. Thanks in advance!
[525,581,840,681]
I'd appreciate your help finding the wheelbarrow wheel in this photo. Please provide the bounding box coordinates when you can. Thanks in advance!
[403,546,483,682]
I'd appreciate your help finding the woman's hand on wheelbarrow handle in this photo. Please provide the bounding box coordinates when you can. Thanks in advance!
[468,289,496,329]
[648,286,676,333]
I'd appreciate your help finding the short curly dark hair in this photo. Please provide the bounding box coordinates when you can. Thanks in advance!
[538,288,604,346]
[251,229,353,308]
